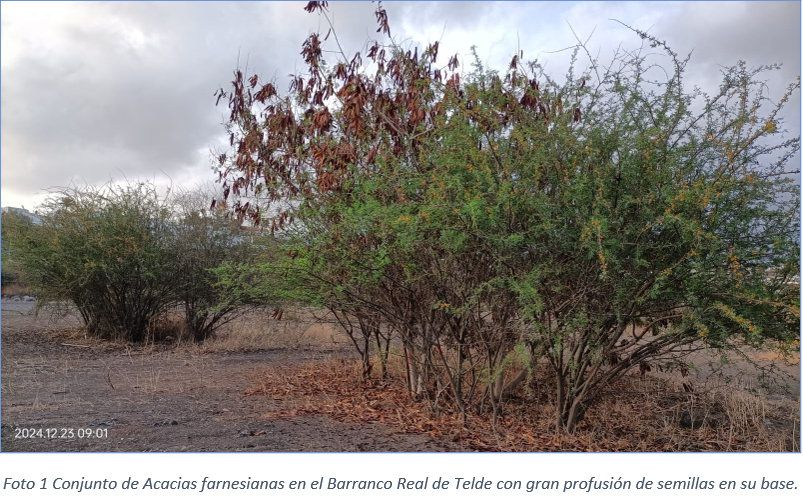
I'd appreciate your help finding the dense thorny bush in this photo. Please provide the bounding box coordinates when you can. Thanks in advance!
[8,183,259,342]
[228,2,798,431]
[12,184,177,341]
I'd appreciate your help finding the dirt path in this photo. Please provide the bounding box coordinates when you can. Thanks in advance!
[1,301,455,452]
[3,301,798,452]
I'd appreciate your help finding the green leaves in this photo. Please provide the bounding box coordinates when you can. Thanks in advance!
[11,184,178,341]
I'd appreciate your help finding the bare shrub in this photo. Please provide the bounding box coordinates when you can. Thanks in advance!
[171,187,259,341]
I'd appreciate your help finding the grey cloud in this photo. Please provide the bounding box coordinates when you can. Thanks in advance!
[1,2,799,208]
[1,2,318,199]
[656,2,800,77]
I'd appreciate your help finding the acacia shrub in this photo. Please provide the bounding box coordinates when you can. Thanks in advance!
[217,2,800,431]
[462,48,800,431]
[216,2,533,419]
[13,184,177,341]
[1,210,34,295]
[171,188,263,341]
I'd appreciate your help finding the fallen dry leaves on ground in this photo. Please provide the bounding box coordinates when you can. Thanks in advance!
[245,360,798,452]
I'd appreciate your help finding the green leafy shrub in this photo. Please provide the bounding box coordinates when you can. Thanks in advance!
[10,183,264,343]
[217,3,799,431]
[13,184,176,341]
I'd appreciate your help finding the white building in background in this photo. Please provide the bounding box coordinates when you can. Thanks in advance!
[1,206,42,225]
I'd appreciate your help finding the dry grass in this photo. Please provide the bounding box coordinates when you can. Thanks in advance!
[200,309,348,353]
[245,358,799,452]
[26,306,350,355]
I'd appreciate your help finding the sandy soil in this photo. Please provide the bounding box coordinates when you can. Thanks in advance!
[1,301,458,452]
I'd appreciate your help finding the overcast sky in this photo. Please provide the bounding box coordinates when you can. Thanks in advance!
[1,1,800,209]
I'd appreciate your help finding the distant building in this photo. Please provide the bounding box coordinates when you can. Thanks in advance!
[1,206,42,225]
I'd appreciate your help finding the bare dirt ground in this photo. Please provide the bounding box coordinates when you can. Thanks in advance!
[1,300,799,452]
[1,301,458,452]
